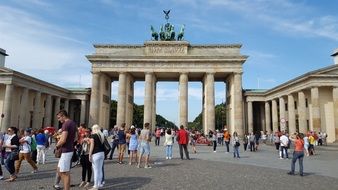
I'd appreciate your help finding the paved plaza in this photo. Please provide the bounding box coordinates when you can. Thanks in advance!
[1,140,338,190]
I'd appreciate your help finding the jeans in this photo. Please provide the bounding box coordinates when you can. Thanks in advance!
[155,137,160,146]
[109,141,118,159]
[166,145,173,158]
[250,142,255,151]
[224,141,230,152]
[213,141,217,151]
[5,152,16,175]
[280,146,288,158]
[80,154,92,182]
[178,144,190,160]
[92,152,104,188]
[291,151,304,175]
[233,146,240,158]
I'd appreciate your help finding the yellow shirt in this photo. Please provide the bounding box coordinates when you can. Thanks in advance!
[309,135,315,145]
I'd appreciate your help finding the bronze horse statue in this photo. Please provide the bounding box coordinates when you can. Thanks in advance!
[177,24,185,41]
[151,25,159,41]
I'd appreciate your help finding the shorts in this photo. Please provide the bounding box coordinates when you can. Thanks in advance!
[118,144,126,155]
[139,143,150,156]
[57,152,73,172]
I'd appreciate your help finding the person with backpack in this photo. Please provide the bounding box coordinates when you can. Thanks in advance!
[15,128,38,174]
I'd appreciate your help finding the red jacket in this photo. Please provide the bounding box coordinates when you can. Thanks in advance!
[177,129,189,145]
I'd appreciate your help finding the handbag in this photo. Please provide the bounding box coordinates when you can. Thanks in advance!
[235,141,240,147]
[99,135,111,156]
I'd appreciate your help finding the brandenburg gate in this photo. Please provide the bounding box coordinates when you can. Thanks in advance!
[86,40,248,135]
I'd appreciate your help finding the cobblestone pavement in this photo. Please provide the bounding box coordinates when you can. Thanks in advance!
[1,141,338,190]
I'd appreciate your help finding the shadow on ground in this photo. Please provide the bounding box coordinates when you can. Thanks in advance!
[101,177,151,190]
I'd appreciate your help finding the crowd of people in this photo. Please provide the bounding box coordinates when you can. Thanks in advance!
[0,113,331,189]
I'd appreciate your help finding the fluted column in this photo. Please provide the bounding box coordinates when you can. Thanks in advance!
[53,96,61,129]
[32,91,41,129]
[260,103,266,132]
[152,79,157,130]
[179,73,188,127]
[204,72,215,133]
[64,99,69,113]
[298,91,307,133]
[19,88,29,129]
[247,101,253,133]
[265,101,271,134]
[279,97,286,131]
[89,72,101,127]
[125,75,134,128]
[288,94,296,134]
[116,72,127,127]
[44,94,52,127]
[233,73,243,136]
[144,72,154,128]
[311,87,321,132]
[272,99,278,132]
[332,87,338,142]
[2,84,14,132]
[80,99,87,124]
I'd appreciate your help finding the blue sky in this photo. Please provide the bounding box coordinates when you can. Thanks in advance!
[1,0,338,125]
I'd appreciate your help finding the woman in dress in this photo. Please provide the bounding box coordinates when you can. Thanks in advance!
[128,127,138,165]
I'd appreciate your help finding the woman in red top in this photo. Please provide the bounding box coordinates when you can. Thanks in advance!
[288,133,305,176]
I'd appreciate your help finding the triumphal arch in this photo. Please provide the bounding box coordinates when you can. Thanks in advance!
[86,14,247,135]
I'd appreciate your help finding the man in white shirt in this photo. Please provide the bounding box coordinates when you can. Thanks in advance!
[15,129,38,174]
[279,132,289,159]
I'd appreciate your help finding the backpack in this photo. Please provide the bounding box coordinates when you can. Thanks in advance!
[31,136,37,151]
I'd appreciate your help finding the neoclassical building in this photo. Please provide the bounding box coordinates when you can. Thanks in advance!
[0,48,90,132]
[244,50,338,143]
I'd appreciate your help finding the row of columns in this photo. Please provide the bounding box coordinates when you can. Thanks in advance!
[247,86,338,136]
[1,84,87,132]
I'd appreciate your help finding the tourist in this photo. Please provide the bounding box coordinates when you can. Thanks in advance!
[254,131,261,151]
[155,128,161,146]
[79,129,92,188]
[137,122,152,168]
[35,129,47,164]
[223,128,231,153]
[177,125,190,160]
[274,132,280,151]
[249,132,255,152]
[128,126,138,165]
[308,132,315,155]
[232,131,240,158]
[30,129,37,163]
[261,131,267,144]
[108,126,119,160]
[280,132,289,159]
[117,123,127,164]
[55,110,77,190]
[15,128,38,174]
[164,128,173,159]
[0,131,5,180]
[243,133,249,151]
[190,130,197,154]
[318,132,323,146]
[126,128,131,157]
[3,127,19,182]
[89,124,105,190]
[303,134,309,156]
[288,133,305,176]
[211,130,217,152]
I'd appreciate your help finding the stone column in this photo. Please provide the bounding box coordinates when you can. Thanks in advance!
[64,99,69,113]
[44,94,52,127]
[260,103,266,132]
[32,91,41,129]
[125,75,134,128]
[311,87,321,132]
[116,72,127,127]
[53,96,61,129]
[144,72,154,128]
[332,87,338,142]
[272,99,278,132]
[247,101,253,133]
[265,101,271,134]
[19,88,29,129]
[279,97,286,131]
[204,73,215,133]
[288,94,296,134]
[179,73,188,127]
[233,73,243,136]
[298,91,307,133]
[152,79,157,130]
[89,72,101,127]
[2,84,14,132]
[80,99,87,124]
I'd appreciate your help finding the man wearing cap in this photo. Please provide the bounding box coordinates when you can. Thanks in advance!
[15,128,38,174]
